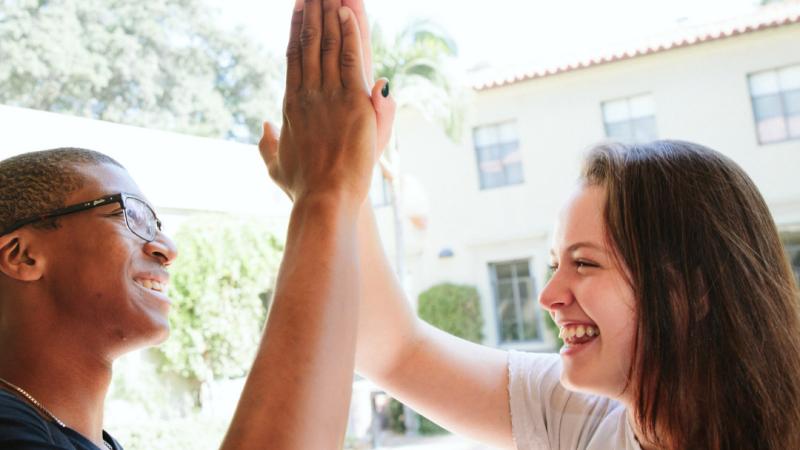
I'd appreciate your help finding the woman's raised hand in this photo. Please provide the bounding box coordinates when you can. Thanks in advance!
[260,0,395,207]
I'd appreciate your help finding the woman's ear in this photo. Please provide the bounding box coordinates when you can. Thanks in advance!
[0,233,44,282]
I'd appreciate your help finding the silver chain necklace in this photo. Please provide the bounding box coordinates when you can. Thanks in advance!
[0,376,113,450]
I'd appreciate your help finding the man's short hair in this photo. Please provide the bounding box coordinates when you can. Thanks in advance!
[0,148,124,232]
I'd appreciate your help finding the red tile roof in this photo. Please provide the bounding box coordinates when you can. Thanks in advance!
[474,2,800,90]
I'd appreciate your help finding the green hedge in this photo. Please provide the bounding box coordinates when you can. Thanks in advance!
[417,283,484,343]
[391,283,485,435]
[153,216,283,405]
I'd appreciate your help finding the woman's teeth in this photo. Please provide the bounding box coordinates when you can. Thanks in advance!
[559,324,600,343]
[135,278,165,292]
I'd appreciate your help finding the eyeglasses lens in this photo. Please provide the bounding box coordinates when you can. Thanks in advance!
[125,197,157,241]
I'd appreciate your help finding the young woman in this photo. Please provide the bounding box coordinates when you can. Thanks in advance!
[346,140,800,450]
[257,2,800,448]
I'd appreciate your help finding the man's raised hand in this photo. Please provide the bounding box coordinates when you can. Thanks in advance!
[261,0,396,201]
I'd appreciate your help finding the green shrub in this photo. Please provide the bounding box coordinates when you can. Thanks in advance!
[387,398,406,434]
[154,216,283,405]
[417,283,483,343]
[400,283,485,435]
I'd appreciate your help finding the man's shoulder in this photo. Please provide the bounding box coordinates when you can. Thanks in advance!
[0,389,52,429]
[0,389,73,448]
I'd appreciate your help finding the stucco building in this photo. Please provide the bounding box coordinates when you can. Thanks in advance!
[375,3,800,352]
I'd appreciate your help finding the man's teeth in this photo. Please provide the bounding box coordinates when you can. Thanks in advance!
[559,324,600,340]
[135,279,165,292]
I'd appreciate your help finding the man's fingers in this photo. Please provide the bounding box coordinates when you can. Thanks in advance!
[370,78,396,152]
[321,0,343,90]
[285,5,304,92]
[301,0,323,89]
[342,0,373,85]
[339,7,367,91]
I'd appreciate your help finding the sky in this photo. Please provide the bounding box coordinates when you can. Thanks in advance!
[209,0,761,77]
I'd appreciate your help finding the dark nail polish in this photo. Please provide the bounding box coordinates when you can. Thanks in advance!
[381,82,390,98]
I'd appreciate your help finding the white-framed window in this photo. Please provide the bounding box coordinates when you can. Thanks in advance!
[748,64,800,144]
[473,121,524,190]
[369,164,391,207]
[489,259,540,343]
[601,93,658,142]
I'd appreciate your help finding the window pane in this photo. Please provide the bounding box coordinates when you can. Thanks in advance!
[602,99,630,122]
[757,117,788,143]
[492,261,539,343]
[519,282,539,340]
[517,280,529,300]
[632,116,658,141]
[779,65,800,91]
[473,126,496,146]
[497,300,519,341]
[501,146,523,164]
[475,123,522,189]
[482,171,506,189]
[749,71,781,96]
[515,261,530,277]
[788,115,800,139]
[505,162,524,185]
[480,159,504,174]
[521,302,540,341]
[497,280,518,341]
[498,280,514,299]
[497,122,518,143]
[629,94,655,118]
[753,94,785,120]
[605,121,633,140]
[784,89,800,116]
[478,146,500,165]
[495,264,513,280]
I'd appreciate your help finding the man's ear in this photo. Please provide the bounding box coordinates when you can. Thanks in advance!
[0,233,44,281]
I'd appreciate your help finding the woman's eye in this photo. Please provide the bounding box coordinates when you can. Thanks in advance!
[575,260,597,269]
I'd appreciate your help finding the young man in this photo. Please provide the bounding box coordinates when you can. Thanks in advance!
[0,0,395,448]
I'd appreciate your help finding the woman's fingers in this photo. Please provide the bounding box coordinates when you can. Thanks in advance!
[339,7,367,91]
[285,5,304,92]
[301,0,323,89]
[370,78,396,152]
[258,121,280,171]
[321,0,343,90]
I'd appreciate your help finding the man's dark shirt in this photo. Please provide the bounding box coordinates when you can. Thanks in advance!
[0,390,122,450]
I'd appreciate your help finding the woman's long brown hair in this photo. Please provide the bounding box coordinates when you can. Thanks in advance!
[582,140,800,449]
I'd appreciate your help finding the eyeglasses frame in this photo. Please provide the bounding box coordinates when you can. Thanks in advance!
[0,193,163,242]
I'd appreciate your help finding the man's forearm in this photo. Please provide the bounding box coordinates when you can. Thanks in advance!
[221,195,360,450]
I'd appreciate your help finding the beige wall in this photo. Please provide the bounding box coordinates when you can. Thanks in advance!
[383,23,800,350]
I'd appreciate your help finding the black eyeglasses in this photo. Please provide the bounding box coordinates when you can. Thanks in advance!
[0,193,163,242]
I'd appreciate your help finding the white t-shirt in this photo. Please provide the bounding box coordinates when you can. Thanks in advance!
[508,350,642,450]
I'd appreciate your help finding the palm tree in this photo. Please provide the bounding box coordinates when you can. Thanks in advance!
[372,18,464,295]
[370,19,465,438]
[373,20,464,139]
